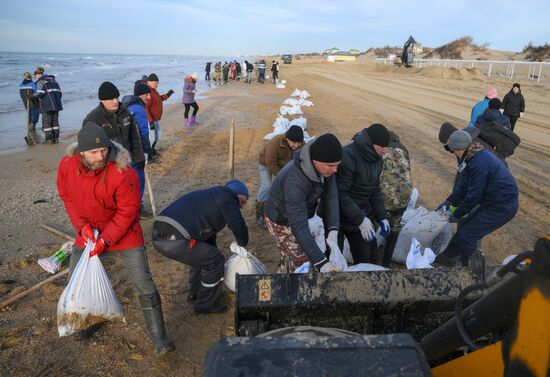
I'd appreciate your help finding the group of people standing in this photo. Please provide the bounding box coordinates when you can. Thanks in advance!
[19,67,63,144]
[204,59,280,84]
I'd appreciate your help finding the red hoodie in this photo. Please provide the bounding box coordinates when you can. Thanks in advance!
[146,86,169,122]
[57,142,144,251]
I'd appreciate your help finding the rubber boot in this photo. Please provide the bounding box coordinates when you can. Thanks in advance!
[255,201,266,229]
[184,118,191,127]
[191,116,198,125]
[139,292,176,355]
[381,230,399,267]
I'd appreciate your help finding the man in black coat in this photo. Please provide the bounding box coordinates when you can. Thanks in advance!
[152,180,249,313]
[501,83,525,132]
[336,124,391,264]
[82,81,145,165]
[264,134,343,273]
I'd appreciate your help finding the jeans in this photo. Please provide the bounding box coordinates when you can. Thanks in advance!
[246,72,252,83]
[131,162,145,199]
[257,164,273,202]
[29,107,40,124]
[69,245,157,296]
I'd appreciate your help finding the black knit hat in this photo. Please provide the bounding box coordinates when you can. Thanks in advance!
[134,83,150,96]
[488,98,502,110]
[285,125,304,143]
[439,122,457,144]
[512,83,521,89]
[310,133,343,163]
[98,81,120,100]
[366,123,390,147]
[78,122,110,152]
[147,73,159,82]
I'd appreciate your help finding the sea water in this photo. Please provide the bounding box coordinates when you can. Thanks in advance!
[0,52,238,151]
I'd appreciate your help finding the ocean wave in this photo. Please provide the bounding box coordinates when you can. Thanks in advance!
[0,81,10,88]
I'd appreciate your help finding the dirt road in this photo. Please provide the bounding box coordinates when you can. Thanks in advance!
[0,61,548,376]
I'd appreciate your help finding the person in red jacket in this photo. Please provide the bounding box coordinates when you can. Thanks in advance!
[57,122,175,355]
[146,73,173,159]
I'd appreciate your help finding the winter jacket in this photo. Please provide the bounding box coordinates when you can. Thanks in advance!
[57,141,143,251]
[34,75,62,113]
[264,139,339,266]
[380,132,412,211]
[468,97,489,128]
[121,95,151,157]
[258,133,294,176]
[19,79,39,109]
[475,109,511,129]
[214,63,222,72]
[447,148,518,219]
[236,63,242,74]
[146,86,169,122]
[82,103,145,163]
[502,91,525,117]
[205,62,211,72]
[155,186,248,247]
[336,130,388,232]
[477,123,521,159]
[182,79,196,104]
[245,62,254,72]
[271,63,277,72]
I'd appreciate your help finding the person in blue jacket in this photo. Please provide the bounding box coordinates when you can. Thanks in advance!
[475,98,511,129]
[468,87,497,128]
[152,180,249,314]
[33,68,63,143]
[19,72,40,142]
[121,82,153,219]
[435,130,518,267]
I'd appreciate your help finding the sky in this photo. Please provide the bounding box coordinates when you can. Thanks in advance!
[0,0,549,56]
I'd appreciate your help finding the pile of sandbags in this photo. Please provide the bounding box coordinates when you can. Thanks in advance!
[264,88,315,141]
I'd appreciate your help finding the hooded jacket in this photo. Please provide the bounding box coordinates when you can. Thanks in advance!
[155,186,248,247]
[468,97,490,128]
[477,123,521,159]
[57,142,143,250]
[447,146,518,218]
[33,74,63,113]
[264,139,339,266]
[258,133,294,176]
[475,109,511,129]
[502,90,525,117]
[121,95,151,156]
[336,130,388,232]
[82,103,145,163]
[146,86,169,122]
[182,78,196,104]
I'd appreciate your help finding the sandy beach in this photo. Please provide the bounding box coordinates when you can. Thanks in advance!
[1,60,549,376]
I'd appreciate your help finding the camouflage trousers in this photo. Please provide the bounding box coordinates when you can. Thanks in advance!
[387,207,407,231]
[264,216,308,273]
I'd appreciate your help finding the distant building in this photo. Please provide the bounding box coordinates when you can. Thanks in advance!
[323,47,340,55]
[327,51,357,62]
[349,49,361,55]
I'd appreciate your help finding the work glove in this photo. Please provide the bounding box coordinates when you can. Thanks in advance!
[358,217,375,241]
[435,200,450,212]
[320,261,342,273]
[135,161,145,170]
[149,122,156,130]
[167,89,174,97]
[520,112,524,118]
[449,204,458,214]
[326,230,338,247]
[89,238,107,257]
[79,224,96,243]
[379,219,391,238]
[144,153,149,164]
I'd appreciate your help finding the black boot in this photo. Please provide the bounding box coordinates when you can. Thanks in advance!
[139,292,176,355]
[381,230,399,267]
[255,201,266,229]
[140,203,154,220]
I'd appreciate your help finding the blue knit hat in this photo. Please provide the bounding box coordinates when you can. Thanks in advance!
[224,180,249,198]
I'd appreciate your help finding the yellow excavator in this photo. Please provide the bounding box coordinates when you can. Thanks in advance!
[203,237,550,376]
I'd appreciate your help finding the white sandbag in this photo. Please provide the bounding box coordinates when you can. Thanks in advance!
[272,116,290,130]
[406,238,435,269]
[327,239,348,272]
[407,188,419,209]
[276,83,286,89]
[299,90,311,99]
[297,98,314,107]
[279,105,303,116]
[57,236,124,337]
[342,238,354,264]
[392,210,450,264]
[308,215,327,253]
[346,263,389,272]
[291,89,301,97]
[401,206,428,225]
[431,222,453,256]
[289,116,307,129]
[224,242,267,292]
[294,262,311,273]
[303,131,313,142]
[283,98,299,106]
[263,130,282,140]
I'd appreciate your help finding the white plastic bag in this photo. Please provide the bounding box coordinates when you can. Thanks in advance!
[308,215,327,253]
[276,83,286,89]
[327,239,348,272]
[272,116,290,130]
[224,242,267,292]
[283,98,299,106]
[406,238,436,269]
[297,99,314,107]
[342,238,354,264]
[289,116,307,130]
[346,263,389,272]
[401,206,428,225]
[299,90,311,99]
[407,188,419,209]
[393,210,450,264]
[279,105,304,116]
[57,237,124,337]
[291,89,301,97]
